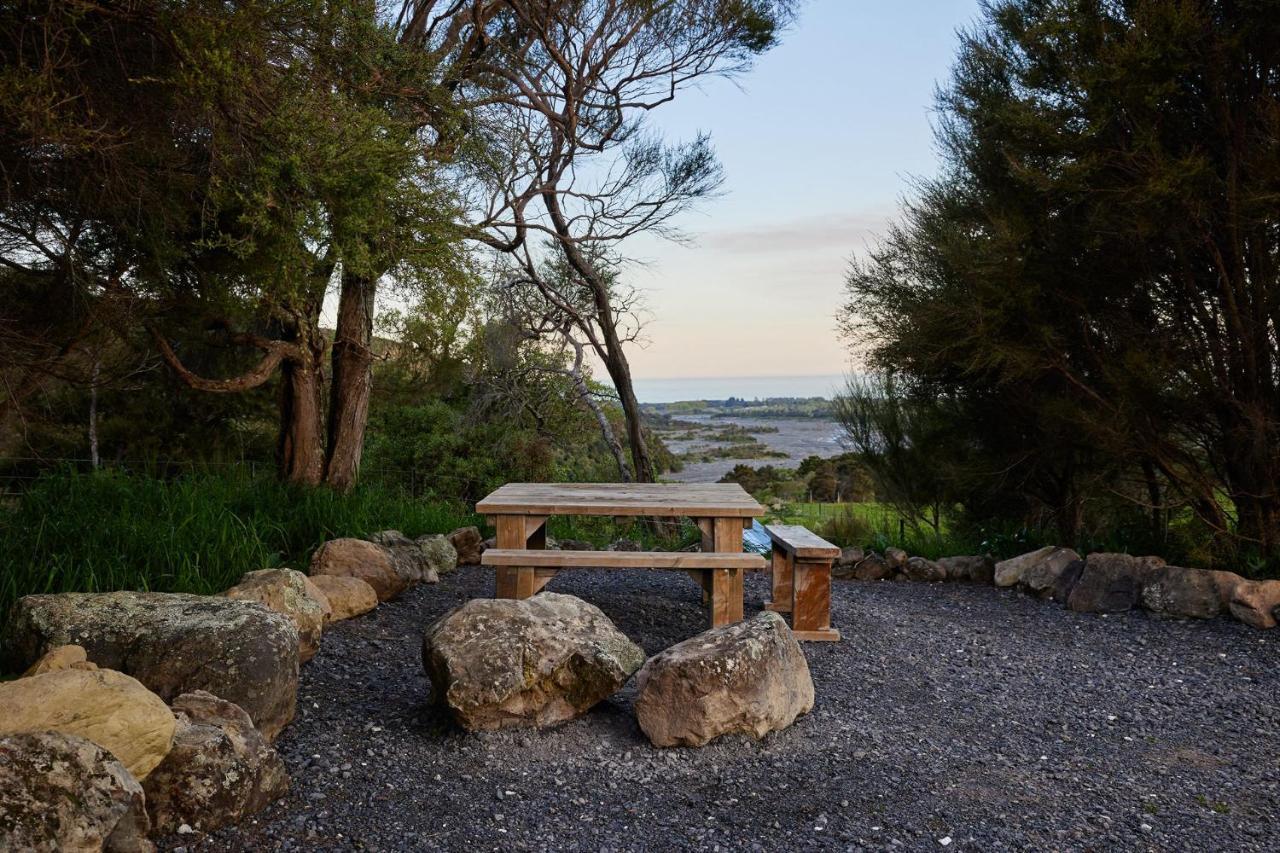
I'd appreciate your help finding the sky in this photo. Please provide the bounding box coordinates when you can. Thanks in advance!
[617,0,983,380]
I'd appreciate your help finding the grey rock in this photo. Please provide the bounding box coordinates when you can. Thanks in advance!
[937,555,993,583]
[1017,547,1083,599]
[0,731,153,852]
[1,592,299,740]
[416,534,459,578]
[1141,566,1223,620]
[1067,553,1165,613]
[904,556,945,582]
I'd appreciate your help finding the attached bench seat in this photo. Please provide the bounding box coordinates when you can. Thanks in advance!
[764,524,841,642]
[482,549,766,571]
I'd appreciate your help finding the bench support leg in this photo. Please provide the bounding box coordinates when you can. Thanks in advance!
[792,557,840,641]
[765,548,793,613]
[494,515,542,599]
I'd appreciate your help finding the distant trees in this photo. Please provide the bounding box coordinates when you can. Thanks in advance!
[839,0,1280,563]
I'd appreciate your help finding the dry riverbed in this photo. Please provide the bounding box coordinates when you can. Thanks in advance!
[184,566,1280,852]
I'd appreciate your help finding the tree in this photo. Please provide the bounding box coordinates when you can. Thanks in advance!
[840,0,1280,560]
[453,0,797,481]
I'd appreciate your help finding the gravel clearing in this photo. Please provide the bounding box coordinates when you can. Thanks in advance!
[184,566,1280,852]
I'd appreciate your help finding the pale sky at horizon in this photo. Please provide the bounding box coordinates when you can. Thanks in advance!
[616,0,983,380]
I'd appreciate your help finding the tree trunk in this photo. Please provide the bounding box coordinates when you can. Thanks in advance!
[599,338,653,482]
[277,315,326,486]
[88,355,101,470]
[571,366,631,482]
[325,268,376,492]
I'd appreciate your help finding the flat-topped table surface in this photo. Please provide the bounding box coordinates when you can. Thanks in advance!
[476,482,765,518]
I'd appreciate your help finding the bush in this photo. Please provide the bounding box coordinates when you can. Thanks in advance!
[0,467,479,614]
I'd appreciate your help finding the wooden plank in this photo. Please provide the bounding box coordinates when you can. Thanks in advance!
[792,556,839,641]
[494,515,537,599]
[482,549,765,570]
[531,567,557,595]
[709,516,744,626]
[765,523,840,559]
[764,547,793,613]
[475,482,764,518]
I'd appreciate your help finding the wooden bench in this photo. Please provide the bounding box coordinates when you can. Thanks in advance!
[763,524,841,642]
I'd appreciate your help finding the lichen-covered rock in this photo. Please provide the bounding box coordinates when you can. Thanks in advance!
[846,552,893,581]
[1,592,299,742]
[447,526,484,565]
[0,731,153,852]
[310,538,407,601]
[142,691,288,836]
[937,555,994,584]
[903,556,945,582]
[1141,566,1224,620]
[369,530,438,585]
[22,644,96,676]
[422,593,644,731]
[995,546,1060,588]
[1228,580,1280,629]
[417,534,458,579]
[225,569,330,663]
[0,668,176,780]
[307,575,378,621]
[1017,547,1083,599]
[633,611,814,748]
[1067,553,1165,613]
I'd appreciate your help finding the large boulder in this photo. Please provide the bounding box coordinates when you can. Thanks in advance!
[422,593,645,731]
[1141,566,1224,620]
[0,731,153,852]
[224,569,330,663]
[310,538,407,601]
[633,611,814,748]
[903,556,946,582]
[417,534,459,578]
[1,592,299,741]
[848,552,894,582]
[1067,553,1165,614]
[1228,580,1280,629]
[307,575,378,622]
[1017,547,1084,599]
[143,691,288,836]
[447,526,484,565]
[0,668,176,781]
[995,546,1062,588]
[830,547,866,579]
[937,555,994,584]
[883,547,908,572]
[369,530,439,585]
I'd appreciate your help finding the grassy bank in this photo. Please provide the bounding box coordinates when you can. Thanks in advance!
[0,468,480,614]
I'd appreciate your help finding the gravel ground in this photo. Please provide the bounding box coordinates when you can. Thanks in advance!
[185,566,1280,852]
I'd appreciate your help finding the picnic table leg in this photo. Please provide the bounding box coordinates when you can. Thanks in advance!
[494,515,540,599]
[791,556,840,642]
[708,516,744,627]
[764,546,794,613]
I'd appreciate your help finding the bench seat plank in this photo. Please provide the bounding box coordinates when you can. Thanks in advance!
[764,524,841,559]
[482,549,766,571]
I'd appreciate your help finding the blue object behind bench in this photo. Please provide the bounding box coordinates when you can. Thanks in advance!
[743,519,772,554]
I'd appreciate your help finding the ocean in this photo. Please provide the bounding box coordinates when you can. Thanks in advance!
[631,374,847,404]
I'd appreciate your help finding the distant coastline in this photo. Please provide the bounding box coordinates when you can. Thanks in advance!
[631,374,846,404]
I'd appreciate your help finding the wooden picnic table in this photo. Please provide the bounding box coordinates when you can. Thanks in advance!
[476,482,765,628]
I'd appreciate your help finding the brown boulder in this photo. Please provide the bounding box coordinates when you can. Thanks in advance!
[1067,553,1165,613]
[22,644,97,676]
[1228,580,1280,629]
[904,556,946,582]
[995,546,1059,588]
[884,547,908,571]
[447,526,485,565]
[1017,547,1083,599]
[1140,566,1224,620]
[310,538,407,601]
[0,668,176,780]
[422,593,644,731]
[307,575,378,621]
[143,691,289,836]
[936,555,992,583]
[831,546,866,579]
[633,611,814,748]
[0,591,299,742]
[225,568,330,663]
[848,552,893,581]
[0,731,153,852]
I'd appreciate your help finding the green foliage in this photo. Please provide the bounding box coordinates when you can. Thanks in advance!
[0,468,477,615]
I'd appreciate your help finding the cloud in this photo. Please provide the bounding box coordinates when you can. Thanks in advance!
[697,210,897,254]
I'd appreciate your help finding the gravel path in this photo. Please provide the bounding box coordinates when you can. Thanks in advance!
[188,567,1280,852]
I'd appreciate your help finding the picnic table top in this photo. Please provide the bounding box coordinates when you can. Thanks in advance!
[476,482,765,518]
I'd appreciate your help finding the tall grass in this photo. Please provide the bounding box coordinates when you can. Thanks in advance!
[0,468,479,613]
